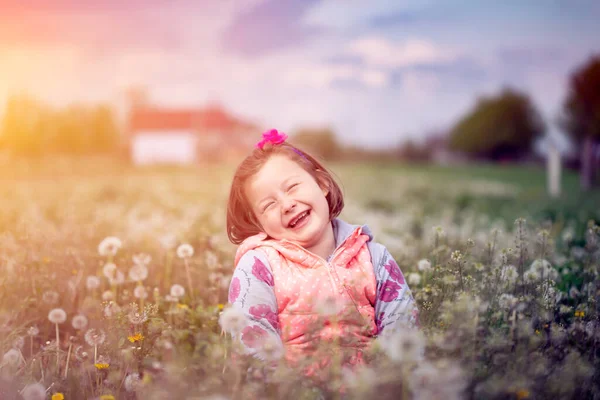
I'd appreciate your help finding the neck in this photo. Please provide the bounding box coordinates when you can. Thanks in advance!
[306,221,336,260]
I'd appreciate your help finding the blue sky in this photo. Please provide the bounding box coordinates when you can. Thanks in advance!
[1,0,599,150]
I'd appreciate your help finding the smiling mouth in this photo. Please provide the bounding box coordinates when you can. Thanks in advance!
[288,210,310,228]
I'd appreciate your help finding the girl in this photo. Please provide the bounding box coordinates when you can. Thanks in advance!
[225,129,418,370]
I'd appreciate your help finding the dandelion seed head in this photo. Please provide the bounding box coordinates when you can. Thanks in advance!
[27,326,39,337]
[218,307,248,334]
[132,253,151,266]
[124,373,142,392]
[170,284,185,298]
[84,328,106,346]
[133,286,148,299]
[417,259,432,272]
[72,315,88,330]
[205,251,219,269]
[21,383,46,400]
[102,263,117,279]
[2,348,21,367]
[408,272,421,286]
[48,308,67,324]
[377,326,425,364]
[98,236,122,257]
[42,290,59,305]
[102,290,114,301]
[128,310,149,325]
[129,264,148,282]
[159,234,177,250]
[86,276,101,290]
[108,270,125,286]
[256,336,284,361]
[176,243,194,259]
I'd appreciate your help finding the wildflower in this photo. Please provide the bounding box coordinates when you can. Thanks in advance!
[86,276,101,290]
[500,265,518,284]
[72,315,88,330]
[84,329,106,346]
[450,250,463,263]
[218,303,225,310]
[98,236,122,257]
[170,284,185,298]
[417,259,432,272]
[42,290,60,305]
[48,308,67,324]
[575,310,585,318]
[165,294,179,302]
[99,396,116,400]
[2,348,21,367]
[256,336,284,361]
[524,269,540,283]
[133,286,148,299]
[124,373,142,392]
[569,287,580,299]
[176,243,194,259]
[104,301,121,317]
[377,325,425,364]
[128,333,144,343]
[408,272,421,286]
[219,307,248,335]
[27,326,39,336]
[515,388,530,399]
[52,394,65,400]
[132,253,151,266]
[206,251,219,268]
[129,264,148,282]
[159,234,177,250]
[95,363,109,370]
[498,293,517,310]
[108,270,125,286]
[176,303,190,310]
[128,310,149,325]
[21,383,46,400]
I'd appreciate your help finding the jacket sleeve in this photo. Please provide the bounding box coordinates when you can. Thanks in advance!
[227,249,284,360]
[372,244,419,334]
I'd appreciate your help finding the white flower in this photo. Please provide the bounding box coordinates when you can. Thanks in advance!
[498,293,518,310]
[408,272,421,286]
[377,326,425,364]
[129,264,149,282]
[102,290,114,301]
[500,265,518,284]
[2,348,21,367]
[124,372,142,392]
[159,234,177,250]
[48,308,67,324]
[132,253,152,266]
[71,315,88,330]
[134,286,148,299]
[109,270,125,286]
[218,307,248,334]
[524,269,540,283]
[128,310,149,325]
[102,262,117,279]
[170,284,185,298]
[27,326,39,337]
[205,251,219,268]
[42,290,59,305]
[417,259,432,272]
[98,236,122,257]
[176,243,194,259]
[165,294,179,302]
[104,302,121,318]
[86,276,101,290]
[84,329,106,346]
[21,383,46,400]
[256,336,284,361]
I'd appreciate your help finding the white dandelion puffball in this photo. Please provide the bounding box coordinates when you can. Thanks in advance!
[2,348,21,367]
[21,383,46,400]
[218,307,248,334]
[42,290,60,305]
[98,236,122,257]
[417,259,432,272]
[256,336,285,361]
[104,302,121,318]
[176,243,194,259]
[170,284,185,298]
[48,308,67,324]
[378,326,425,364]
[165,294,178,302]
[129,264,149,282]
[86,276,101,290]
[27,326,39,337]
[128,310,149,325]
[72,315,88,330]
[109,270,125,286]
[84,328,106,346]
[132,253,151,266]
[133,286,148,299]
[102,262,117,279]
[159,234,177,250]
[408,272,421,286]
[102,290,114,301]
[124,372,142,392]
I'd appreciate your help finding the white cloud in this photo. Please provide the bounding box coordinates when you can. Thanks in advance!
[347,36,457,69]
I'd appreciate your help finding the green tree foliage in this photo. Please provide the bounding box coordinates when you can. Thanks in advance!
[560,55,600,190]
[449,88,545,161]
[0,95,121,156]
[290,127,341,160]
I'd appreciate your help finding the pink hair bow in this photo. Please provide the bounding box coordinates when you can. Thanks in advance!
[256,129,288,149]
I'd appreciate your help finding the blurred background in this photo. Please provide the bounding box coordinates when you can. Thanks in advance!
[1,0,600,211]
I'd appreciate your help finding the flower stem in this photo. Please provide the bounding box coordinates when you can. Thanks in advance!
[64,343,72,378]
[55,323,60,372]
[184,259,195,303]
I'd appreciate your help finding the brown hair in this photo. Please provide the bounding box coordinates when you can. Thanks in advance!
[226,142,344,244]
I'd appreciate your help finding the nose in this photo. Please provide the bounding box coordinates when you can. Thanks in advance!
[281,196,296,214]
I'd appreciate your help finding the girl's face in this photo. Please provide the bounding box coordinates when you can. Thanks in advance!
[245,155,331,251]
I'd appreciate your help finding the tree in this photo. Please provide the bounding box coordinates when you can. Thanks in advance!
[290,127,341,160]
[560,55,600,190]
[448,88,545,161]
[0,95,50,156]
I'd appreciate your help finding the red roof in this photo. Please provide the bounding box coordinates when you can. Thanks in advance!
[128,107,253,133]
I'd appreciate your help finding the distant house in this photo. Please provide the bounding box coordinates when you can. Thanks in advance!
[127,106,257,165]
[425,135,468,165]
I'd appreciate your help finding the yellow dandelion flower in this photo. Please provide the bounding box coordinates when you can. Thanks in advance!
[218,303,225,310]
[176,303,190,310]
[95,363,110,370]
[100,396,116,400]
[52,394,65,400]
[72,269,78,275]
[575,310,585,318]
[43,257,51,263]
[535,329,540,335]
[516,388,530,399]
[128,333,145,343]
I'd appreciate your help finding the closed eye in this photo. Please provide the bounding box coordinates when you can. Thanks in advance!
[287,183,299,192]
[262,201,275,212]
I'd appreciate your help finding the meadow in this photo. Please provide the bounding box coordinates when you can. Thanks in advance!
[0,156,598,400]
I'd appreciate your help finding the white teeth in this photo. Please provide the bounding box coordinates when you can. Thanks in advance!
[290,211,308,227]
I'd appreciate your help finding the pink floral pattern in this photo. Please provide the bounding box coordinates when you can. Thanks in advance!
[379,280,401,302]
[255,128,288,149]
[249,304,280,331]
[252,257,274,286]
[241,325,268,348]
[384,259,405,285]
[229,277,241,303]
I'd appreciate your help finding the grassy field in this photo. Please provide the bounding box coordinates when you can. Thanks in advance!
[0,156,598,399]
